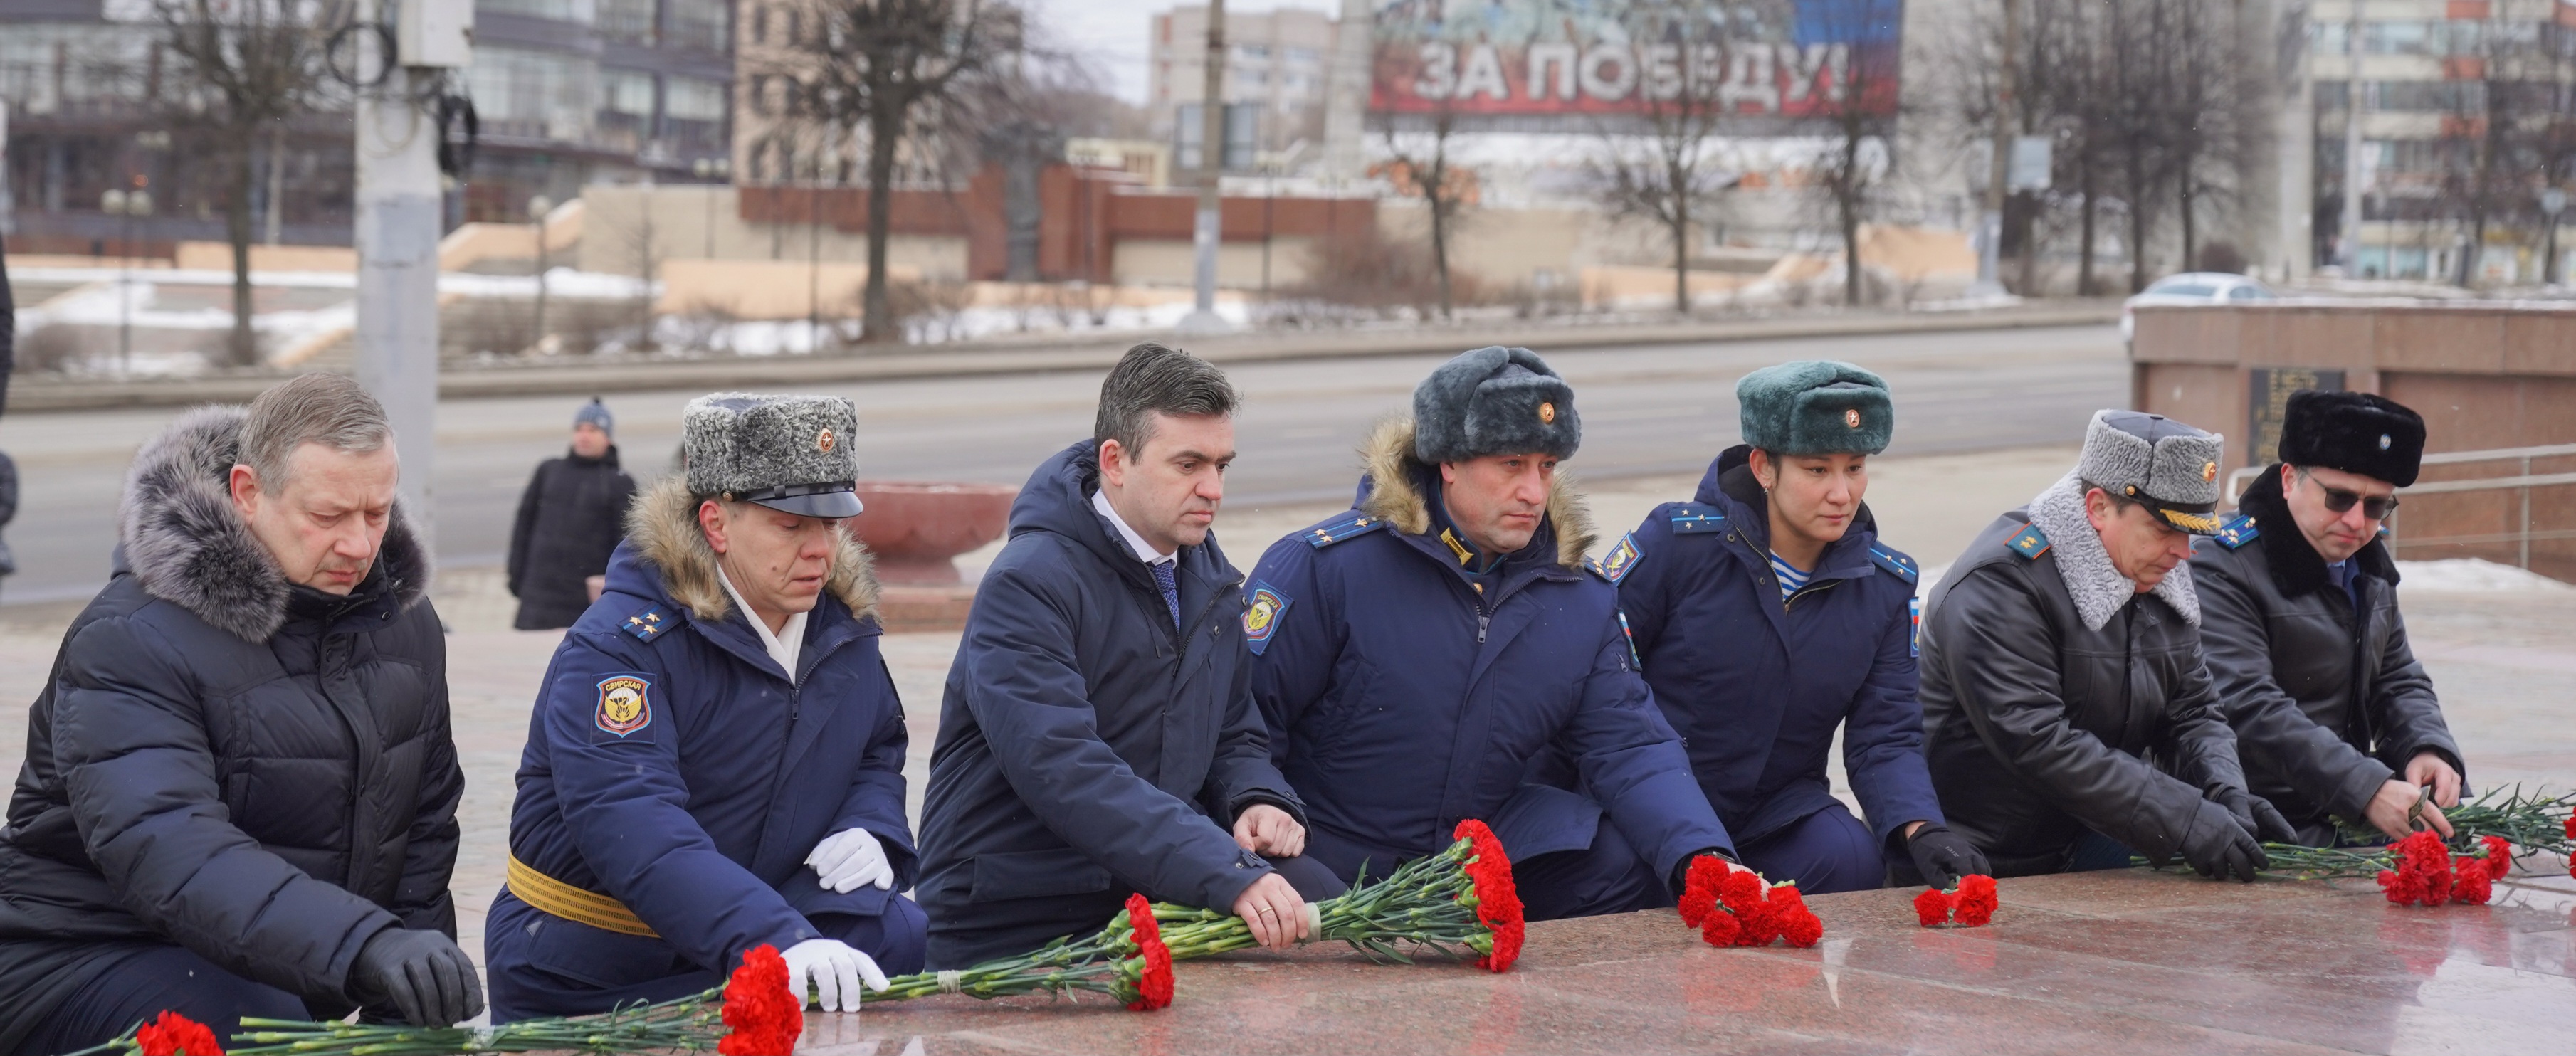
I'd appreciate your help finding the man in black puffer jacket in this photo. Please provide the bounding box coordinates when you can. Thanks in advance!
[1920,411,2293,880]
[0,375,479,1053]
[507,398,637,630]
[2192,391,2462,845]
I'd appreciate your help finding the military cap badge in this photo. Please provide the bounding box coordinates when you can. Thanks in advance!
[1845,408,1861,428]
[1539,401,1557,424]
[817,428,836,453]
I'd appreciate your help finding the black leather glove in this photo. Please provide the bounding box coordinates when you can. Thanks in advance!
[1905,824,1991,889]
[2206,783,2298,844]
[2179,798,2269,883]
[351,926,485,1028]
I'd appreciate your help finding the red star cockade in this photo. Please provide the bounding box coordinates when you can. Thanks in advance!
[1453,820,1525,971]
[136,1011,224,1056]
[717,944,803,1056]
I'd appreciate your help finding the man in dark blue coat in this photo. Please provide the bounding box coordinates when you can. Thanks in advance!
[1614,361,1986,894]
[486,394,924,1020]
[1246,347,1733,920]
[920,344,1340,968]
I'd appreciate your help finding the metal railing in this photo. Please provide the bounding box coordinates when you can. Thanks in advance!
[2229,443,2576,570]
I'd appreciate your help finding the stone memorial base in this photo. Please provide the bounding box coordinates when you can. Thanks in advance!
[794,865,2576,1055]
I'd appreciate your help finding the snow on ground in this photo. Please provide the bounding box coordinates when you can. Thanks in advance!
[2394,559,2575,593]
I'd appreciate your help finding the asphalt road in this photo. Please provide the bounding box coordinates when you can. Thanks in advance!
[0,323,2127,606]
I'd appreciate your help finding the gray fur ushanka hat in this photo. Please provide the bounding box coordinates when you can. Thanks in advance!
[1412,346,1582,464]
[1735,360,1893,455]
[682,392,865,517]
[2078,410,2226,534]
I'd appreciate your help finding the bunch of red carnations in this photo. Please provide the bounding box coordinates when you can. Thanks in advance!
[58,1010,228,1056]
[2376,831,2511,907]
[1140,818,1527,972]
[1675,855,1822,949]
[1912,875,1999,928]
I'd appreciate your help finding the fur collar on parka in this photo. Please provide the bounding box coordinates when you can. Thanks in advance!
[2234,463,2399,598]
[120,406,429,643]
[625,475,880,623]
[2025,471,2199,632]
[1357,418,1597,570]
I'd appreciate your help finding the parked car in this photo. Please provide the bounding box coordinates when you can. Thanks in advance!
[2121,273,2276,342]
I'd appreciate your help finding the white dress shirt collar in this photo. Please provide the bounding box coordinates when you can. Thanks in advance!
[1091,487,1177,566]
[717,565,806,679]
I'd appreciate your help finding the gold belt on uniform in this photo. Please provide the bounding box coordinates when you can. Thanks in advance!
[505,853,659,938]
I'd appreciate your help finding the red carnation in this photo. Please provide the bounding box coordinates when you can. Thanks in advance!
[1952,875,1999,927]
[1733,893,1779,946]
[2376,868,2421,907]
[1698,905,1741,947]
[1453,820,1525,972]
[1125,924,1174,1010]
[2479,835,2512,880]
[135,1011,224,1056]
[2394,831,2454,907]
[2564,816,2575,841]
[719,944,804,1056]
[1125,892,1161,946]
[1769,884,1824,949]
[1677,855,1727,928]
[2450,853,2494,906]
[1914,888,1954,927]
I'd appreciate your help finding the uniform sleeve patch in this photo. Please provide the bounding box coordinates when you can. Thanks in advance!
[594,673,655,739]
[1242,582,1291,655]
[1616,610,1642,670]
[2007,524,2052,560]
[1908,596,1923,658]
[1598,533,1643,584]
[1668,503,1729,534]
[1868,544,1919,584]
[2216,515,2260,549]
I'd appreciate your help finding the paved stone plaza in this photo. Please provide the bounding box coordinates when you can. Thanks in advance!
[2,446,2571,1050]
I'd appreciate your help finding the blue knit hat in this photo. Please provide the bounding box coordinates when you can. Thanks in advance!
[573,397,614,438]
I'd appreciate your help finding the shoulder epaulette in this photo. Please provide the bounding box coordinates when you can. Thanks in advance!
[1303,512,1391,548]
[620,604,675,641]
[1867,544,1919,584]
[1668,503,1728,535]
[2215,514,2259,549]
[2005,524,2051,560]
[1594,532,1642,584]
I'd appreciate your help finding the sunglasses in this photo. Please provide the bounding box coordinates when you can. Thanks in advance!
[2301,472,2399,519]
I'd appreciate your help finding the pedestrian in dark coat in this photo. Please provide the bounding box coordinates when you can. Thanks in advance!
[0,377,478,1054]
[487,394,923,1021]
[508,398,637,630]
[2193,391,2462,845]
[920,344,1335,969]
[1615,361,1982,894]
[1247,347,1733,922]
[1921,411,2293,880]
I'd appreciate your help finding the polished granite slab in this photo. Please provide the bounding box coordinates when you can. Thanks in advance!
[794,865,2576,1055]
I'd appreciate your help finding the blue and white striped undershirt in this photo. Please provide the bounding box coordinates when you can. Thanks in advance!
[1768,551,1812,599]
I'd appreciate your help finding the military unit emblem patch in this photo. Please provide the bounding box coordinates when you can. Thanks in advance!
[595,675,653,737]
[1243,583,1291,655]
[1598,533,1642,584]
[1908,596,1923,658]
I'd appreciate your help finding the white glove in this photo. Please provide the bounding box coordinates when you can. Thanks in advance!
[779,937,889,1013]
[806,828,895,893]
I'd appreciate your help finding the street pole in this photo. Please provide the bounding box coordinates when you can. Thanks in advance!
[1179,0,1231,334]
[1971,0,2018,297]
[2541,188,2565,287]
[2341,0,2365,275]
[529,194,552,353]
[355,0,446,561]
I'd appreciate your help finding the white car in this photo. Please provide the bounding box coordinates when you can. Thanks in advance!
[2121,273,2276,342]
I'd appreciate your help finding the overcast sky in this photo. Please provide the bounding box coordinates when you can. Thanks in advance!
[1020,0,1340,103]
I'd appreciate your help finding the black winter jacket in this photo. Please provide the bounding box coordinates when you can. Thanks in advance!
[507,447,637,630]
[2189,467,2460,840]
[0,407,461,1049]
[918,441,1303,968]
[1919,475,2255,875]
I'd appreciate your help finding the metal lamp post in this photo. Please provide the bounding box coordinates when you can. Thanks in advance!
[102,176,152,374]
[2543,187,2567,287]
[529,194,554,354]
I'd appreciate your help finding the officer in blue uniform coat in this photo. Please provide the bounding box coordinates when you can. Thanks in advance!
[1246,347,1735,919]
[1612,361,1988,894]
[486,394,925,1021]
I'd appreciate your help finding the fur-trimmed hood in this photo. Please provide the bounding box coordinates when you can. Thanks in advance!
[624,475,880,623]
[2026,472,2199,631]
[120,406,427,643]
[1357,418,1596,569]
[2234,463,2398,597]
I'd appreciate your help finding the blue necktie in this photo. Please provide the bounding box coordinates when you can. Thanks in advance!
[1151,560,1182,630]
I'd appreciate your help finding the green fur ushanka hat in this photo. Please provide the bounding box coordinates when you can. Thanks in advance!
[1735,360,1893,455]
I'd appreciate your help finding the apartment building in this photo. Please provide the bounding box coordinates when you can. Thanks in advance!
[1148,4,1339,159]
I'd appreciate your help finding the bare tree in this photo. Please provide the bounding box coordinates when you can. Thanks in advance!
[1374,107,1474,320]
[1803,1,1903,306]
[154,0,347,367]
[1588,1,1738,315]
[764,0,1019,342]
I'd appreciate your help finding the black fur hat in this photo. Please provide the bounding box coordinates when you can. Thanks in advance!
[2278,390,2425,487]
[1411,346,1582,464]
